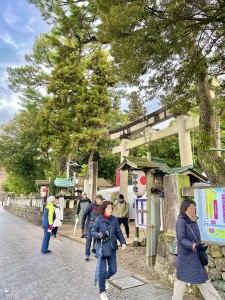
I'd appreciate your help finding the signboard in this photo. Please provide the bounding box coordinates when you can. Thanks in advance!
[135,198,147,228]
[194,188,225,244]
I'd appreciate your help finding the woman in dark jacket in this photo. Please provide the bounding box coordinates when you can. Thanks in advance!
[172,199,221,300]
[91,200,126,300]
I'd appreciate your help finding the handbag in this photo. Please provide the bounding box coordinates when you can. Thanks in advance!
[188,224,208,266]
[95,239,112,258]
[95,222,113,258]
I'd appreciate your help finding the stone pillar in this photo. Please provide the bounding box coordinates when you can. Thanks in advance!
[120,138,130,201]
[164,174,190,234]
[176,115,193,166]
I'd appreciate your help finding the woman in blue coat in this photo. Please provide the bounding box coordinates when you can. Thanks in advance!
[172,199,221,300]
[91,200,126,300]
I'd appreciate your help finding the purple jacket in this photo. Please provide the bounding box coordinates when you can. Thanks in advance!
[176,214,208,284]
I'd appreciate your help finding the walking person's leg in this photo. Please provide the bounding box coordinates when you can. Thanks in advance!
[106,250,117,279]
[54,226,58,237]
[85,224,92,260]
[172,279,187,300]
[198,280,222,300]
[99,257,107,294]
[123,218,129,237]
[41,229,51,253]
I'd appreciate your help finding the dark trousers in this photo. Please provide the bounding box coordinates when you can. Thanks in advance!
[52,226,58,236]
[118,217,129,236]
[99,250,117,293]
[85,223,96,256]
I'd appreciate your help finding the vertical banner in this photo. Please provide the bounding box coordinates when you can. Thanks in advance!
[135,198,147,228]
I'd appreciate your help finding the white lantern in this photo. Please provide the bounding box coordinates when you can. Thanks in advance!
[131,171,146,197]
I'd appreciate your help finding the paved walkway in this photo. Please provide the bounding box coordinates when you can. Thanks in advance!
[0,207,194,300]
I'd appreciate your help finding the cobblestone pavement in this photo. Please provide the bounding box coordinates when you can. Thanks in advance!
[0,207,192,300]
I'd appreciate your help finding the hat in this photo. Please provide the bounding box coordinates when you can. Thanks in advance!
[119,194,124,199]
[47,196,55,203]
[82,191,87,195]
[96,194,103,200]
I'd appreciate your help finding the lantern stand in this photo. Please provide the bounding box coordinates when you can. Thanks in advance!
[116,156,159,267]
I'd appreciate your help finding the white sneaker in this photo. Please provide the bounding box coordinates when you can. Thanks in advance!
[100,292,108,300]
[105,279,109,290]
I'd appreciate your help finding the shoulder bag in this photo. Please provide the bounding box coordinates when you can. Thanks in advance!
[94,222,113,258]
[188,224,208,266]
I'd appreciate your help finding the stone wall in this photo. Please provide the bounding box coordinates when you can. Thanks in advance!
[4,205,43,226]
[155,233,225,299]
[3,205,76,226]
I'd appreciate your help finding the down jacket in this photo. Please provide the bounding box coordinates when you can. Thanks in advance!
[176,214,208,284]
[91,214,126,251]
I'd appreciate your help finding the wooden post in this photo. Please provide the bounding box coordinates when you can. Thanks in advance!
[146,169,157,266]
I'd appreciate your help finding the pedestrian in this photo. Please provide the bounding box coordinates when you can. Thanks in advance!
[172,198,222,300]
[113,194,130,238]
[76,191,91,238]
[91,200,126,300]
[51,198,63,238]
[82,194,104,261]
[41,195,56,254]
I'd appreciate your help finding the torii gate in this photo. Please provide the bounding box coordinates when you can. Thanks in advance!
[109,79,218,200]
[109,110,198,199]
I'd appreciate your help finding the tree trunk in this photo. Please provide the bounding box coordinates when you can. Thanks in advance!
[197,73,225,185]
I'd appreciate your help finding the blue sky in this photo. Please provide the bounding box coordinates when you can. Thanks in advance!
[0,0,49,125]
[0,0,167,128]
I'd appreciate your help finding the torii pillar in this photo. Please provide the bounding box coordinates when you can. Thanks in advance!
[176,115,193,166]
[120,136,130,200]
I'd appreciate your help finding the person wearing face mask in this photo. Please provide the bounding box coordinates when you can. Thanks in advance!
[91,201,126,300]
[172,198,222,300]
[113,194,129,238]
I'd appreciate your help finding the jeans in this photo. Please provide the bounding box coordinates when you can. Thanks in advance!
[41,228,51,253]
[85,222,96,256]
[118,217,129,236]
[99,250,117,293]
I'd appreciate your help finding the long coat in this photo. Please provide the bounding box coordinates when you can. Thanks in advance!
[176,215,208,284]
[91,214,126,251]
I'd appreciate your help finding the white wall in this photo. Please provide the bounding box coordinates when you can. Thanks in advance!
[99,185,137,219]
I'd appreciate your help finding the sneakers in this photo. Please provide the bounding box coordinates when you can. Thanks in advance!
[84,255,89,261]
[100,292,108,300]
[80,234,85,238]
[105,279,109,290]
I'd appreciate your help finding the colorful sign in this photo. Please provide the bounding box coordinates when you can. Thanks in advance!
[194,188,225,243]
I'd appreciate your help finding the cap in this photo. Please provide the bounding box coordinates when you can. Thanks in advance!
[47,196,55,203]
[96,194,103,200]
[82,191,87,195]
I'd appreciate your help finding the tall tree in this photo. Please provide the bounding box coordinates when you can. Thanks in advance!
[95,0,225,185]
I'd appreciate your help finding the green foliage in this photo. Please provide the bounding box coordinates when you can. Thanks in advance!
[0,112,47,195]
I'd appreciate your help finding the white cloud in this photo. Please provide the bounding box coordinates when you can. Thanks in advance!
[3,6,19,27]
[0,30,19,49]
